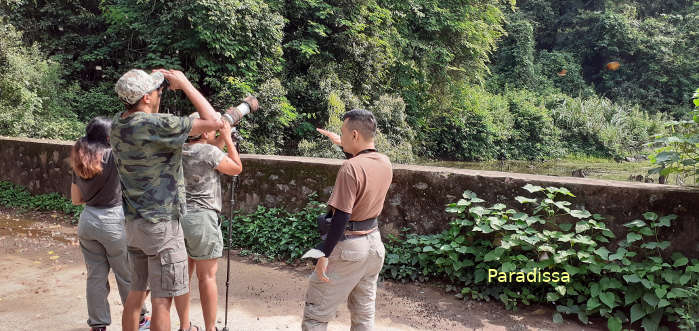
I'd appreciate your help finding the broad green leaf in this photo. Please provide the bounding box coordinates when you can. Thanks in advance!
[590,283,600,297]
[491,203,506,210]
[474,269,487,283]
[501,262,516,272]
[654,287,667,299]
[483,247,505,262]
[469,206,488,217]
[630,303,646,323]
[599,292,616,308]
[655,214,676,227]
[587,296,601,310]
[623,274,641,283]
[626,232,642,243]
[625,286,643,305]
[642,212,658,221]
[666,287,689,299]
[594,247,610,260]
[522,184,544,193]
[569,209,591,219]
[642,310,662,331]
[575,221,590,233]
[547,292,560,302]
[515,196,537,204]
[623,219,646,228]
[673,256,688,267]
[643,292,659,307]
[552,312,563,324]
[638,227,654,236]
[607,317,622,331]
[600,277,622,290]
[555,285,566,296]
[422,246,435,252]
[631,303,646,323]
[558,223,572,232]
[678,274,690,286]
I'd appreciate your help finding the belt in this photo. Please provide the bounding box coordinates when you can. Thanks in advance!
[345,217,377,231]
[341,227,377,241]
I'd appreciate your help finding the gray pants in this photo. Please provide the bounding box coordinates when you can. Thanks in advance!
[78,205,145,327]
[302,230,385,331]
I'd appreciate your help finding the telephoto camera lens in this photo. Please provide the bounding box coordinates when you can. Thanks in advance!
[222,96,258,127]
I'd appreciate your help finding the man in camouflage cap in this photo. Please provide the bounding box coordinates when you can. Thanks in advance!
[110,68,223,331]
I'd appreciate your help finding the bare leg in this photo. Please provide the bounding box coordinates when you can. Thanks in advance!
[174,258,196,330]
[151,296,174,331]
[173,292,190,330]
[195,259,219,331]
[122,290,148,331]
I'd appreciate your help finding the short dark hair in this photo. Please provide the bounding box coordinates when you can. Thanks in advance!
[342,108,376,139]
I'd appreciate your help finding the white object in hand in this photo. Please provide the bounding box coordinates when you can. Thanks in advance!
[301,248,325,259]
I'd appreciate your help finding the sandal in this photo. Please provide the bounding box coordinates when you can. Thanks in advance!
[178,322,201,331]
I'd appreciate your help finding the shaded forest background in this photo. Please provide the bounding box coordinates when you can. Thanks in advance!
[0,0,697,163]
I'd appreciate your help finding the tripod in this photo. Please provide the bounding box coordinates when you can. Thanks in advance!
[222,137,240,331]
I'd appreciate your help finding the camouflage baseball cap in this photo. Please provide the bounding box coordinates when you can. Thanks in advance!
[115,69,165,105]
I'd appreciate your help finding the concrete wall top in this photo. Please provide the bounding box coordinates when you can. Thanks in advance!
[1,136,697,257]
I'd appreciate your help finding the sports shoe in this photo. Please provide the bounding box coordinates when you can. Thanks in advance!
[138,315,151,330]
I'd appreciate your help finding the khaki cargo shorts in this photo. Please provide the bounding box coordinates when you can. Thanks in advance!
[181,208,223,260]
[126,218,189,298]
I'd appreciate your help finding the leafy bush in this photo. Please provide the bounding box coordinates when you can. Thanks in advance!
[0,181,82,221]
[382,185,698,330]
[549,94,666,158]
[648,88,699,185]
[0,20,83,140]
[223,196,326,262]
[298,91,417,163]
[422,86,562,161]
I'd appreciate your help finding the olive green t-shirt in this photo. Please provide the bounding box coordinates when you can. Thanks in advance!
[182,143,227,212]
[110,111,193,223]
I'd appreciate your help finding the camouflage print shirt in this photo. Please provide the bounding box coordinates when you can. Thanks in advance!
[182,143,227,212]
[110,111,193,223]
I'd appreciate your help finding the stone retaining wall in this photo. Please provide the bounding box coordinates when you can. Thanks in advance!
[1,136,697,257]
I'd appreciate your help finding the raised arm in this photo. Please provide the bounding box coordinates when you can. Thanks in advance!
[154,69,223,136]
[215,120,243,176]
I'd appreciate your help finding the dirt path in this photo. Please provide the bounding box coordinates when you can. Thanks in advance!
[0,208,601,330]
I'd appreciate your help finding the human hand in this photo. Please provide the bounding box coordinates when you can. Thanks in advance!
[317,128,341,146]
[220,118,232,137]
[153,69,190,91]
[314,257,330,282]
[244,96,259,112]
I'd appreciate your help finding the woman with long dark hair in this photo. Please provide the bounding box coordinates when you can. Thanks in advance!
[71,117,150,331]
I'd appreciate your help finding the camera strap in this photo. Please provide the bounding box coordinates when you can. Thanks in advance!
[344,148,377,159]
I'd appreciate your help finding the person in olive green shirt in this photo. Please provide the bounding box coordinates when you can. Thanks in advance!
[110,68,224,331]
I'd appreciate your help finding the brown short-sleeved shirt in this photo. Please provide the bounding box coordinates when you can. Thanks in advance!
[327,152,393,221]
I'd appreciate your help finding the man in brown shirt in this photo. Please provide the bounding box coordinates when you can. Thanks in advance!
[302,109,393,331]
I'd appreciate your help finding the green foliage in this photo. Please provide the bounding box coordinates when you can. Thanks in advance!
[2,0,696,162]
[0,181,82,221]
[422,85,562,161]
[648,88,699,184]
[222,196,326,262]
[549,93,666,158]
[298,92,417,163]
[0,19,83,140]
[383,185,699,329]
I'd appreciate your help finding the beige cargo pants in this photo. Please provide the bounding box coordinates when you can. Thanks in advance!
[302,230,385,331]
